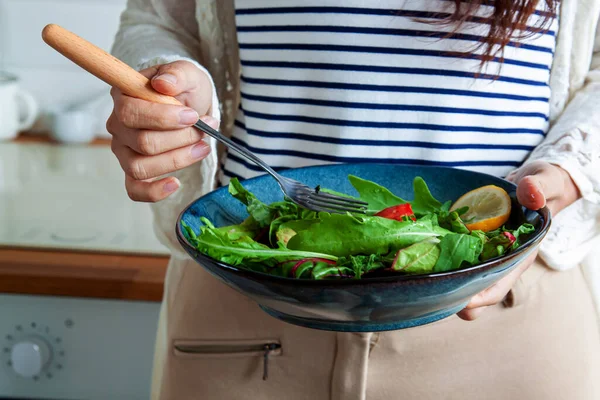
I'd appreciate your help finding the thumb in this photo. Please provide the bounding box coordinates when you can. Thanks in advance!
[151,61,205,96]
[149,61,212,114]
[515,164,563,213]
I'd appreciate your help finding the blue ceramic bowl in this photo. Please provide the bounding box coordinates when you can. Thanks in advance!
[176,164,550,332]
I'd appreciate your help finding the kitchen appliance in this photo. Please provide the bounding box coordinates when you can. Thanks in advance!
[0,141,170,399]
[0,294,160,400]
[0,72,39,141]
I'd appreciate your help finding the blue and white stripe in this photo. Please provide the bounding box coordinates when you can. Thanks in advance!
[221,0,558,183]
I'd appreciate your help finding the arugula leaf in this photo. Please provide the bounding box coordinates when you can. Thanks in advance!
[228,178,276,228]
[320,187,361,200]
[437,211,470,234]
[287,213,444,257]
[410,177,443,216]
[509,223,535,249]
[433,233,483,272]
[269,215,295,246]
[337,254,386,279]
[484,223,535,253]
[391,238,441,274]
[441,200,452,213]
[188,218,337,270]
[275,219,319,246]
[348,175,406,212]
[312,264,355,280]
[480,233,513,261]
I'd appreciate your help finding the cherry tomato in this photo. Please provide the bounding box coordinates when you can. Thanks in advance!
[375,204,416,221]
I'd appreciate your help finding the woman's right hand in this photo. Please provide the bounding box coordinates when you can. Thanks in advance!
[106,60,219,202]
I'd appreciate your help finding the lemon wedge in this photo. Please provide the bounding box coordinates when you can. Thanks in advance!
[450,185,512,232]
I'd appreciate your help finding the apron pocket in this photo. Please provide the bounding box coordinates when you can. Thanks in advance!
[173,339,282,380]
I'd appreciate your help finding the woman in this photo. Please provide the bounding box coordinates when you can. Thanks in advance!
[107,1,600,399]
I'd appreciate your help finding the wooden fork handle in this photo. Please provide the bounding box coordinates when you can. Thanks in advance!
[41,23,183,106]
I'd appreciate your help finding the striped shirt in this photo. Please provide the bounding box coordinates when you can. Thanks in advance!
[220,0,558,184]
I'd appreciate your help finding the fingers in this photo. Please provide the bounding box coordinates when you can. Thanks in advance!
[457,251,537,321]
[456,306,487,321]
[109,91,199,131]
[106,114,209,156]
[125,175,181,203]
[111,137,211,182]
[106,60,218,203]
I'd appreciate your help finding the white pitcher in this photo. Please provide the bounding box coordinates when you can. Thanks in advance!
[0,73,39,140]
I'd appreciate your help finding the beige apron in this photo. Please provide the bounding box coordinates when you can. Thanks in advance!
[151,258,600,400]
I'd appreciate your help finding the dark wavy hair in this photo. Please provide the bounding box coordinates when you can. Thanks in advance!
[430,0,557,66]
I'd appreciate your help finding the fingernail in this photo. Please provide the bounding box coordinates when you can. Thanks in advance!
[164,180,179,194]
[154,73,177,85]
[191,143,210,159]
[179,109,199,125]
[200,115,219,129]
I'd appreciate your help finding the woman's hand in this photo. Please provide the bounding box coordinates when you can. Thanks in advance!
[457,161,581,321]
[106,60,218,202]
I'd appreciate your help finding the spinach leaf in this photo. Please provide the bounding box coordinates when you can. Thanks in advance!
[433,233,483,272]
[348,175,406,212]
[287,213,443,257]
[410,177,443,216]
[391,238,441,274]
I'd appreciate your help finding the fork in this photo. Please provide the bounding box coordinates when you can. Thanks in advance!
[193,118,367,213]
[42,24,368,214]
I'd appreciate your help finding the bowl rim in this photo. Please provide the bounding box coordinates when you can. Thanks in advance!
[175,163,552,285]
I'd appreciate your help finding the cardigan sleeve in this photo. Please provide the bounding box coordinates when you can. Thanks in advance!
[517,17,600,270]
[111,0,221,259]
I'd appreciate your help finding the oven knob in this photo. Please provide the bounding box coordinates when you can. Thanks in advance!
[10,337,51,378]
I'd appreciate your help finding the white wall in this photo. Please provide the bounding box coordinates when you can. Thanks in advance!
[0,0,128,136]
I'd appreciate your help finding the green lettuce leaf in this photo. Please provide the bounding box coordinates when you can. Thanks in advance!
[187,218,337,271]
[433,233,484,272]
[348,175,406,212]
[287,213,444,257]
[337,254,386,279]
[410,177,443,216]
[391,238,441,274]
[228,178,276,228]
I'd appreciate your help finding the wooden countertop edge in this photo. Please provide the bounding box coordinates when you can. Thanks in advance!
[13,132,111,146]
[0,247,169,302]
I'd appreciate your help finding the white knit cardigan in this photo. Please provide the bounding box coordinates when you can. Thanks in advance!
[111,0,600,321]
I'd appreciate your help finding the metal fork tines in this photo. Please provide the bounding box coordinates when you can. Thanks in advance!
[280,177,368,214]
[193,119,368,214]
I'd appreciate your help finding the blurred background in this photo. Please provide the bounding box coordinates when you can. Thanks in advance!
[0,1,170,399]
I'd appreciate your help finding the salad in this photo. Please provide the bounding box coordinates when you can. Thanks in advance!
[181,175,535,280]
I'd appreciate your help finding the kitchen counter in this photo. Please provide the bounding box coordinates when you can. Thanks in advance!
[0,134,170,302]
[0,247,167,301]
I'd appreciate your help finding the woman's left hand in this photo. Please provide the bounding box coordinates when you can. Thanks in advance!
[456,160,580,321]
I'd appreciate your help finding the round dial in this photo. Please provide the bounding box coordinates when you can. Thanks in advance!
[10,337,52,378]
